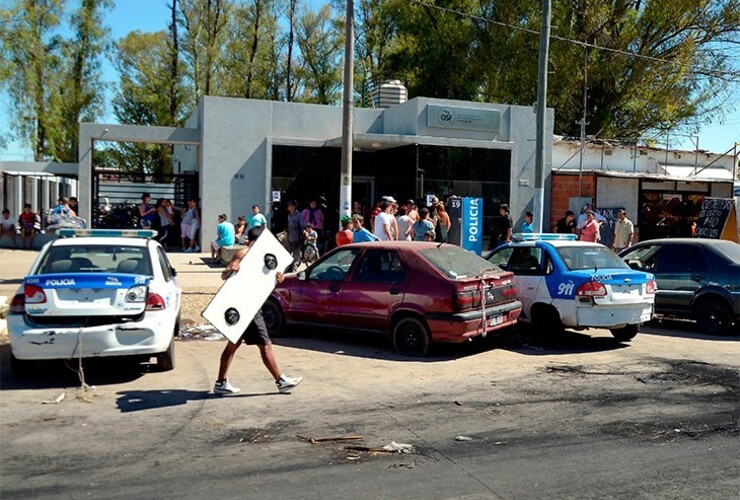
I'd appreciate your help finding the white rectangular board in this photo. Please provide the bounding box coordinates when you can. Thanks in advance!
[201,228,293,344]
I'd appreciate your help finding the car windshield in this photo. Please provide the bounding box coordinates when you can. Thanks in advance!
[37,245,152,275]
[556,245,629,271]
[420,245,498,279]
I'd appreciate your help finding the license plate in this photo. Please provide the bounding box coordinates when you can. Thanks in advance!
[640,311,652,322]
[489,315,503,326]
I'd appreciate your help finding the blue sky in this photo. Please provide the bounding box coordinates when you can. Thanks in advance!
[1,0,738,160]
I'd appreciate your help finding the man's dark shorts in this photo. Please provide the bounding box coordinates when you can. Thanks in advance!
[239,310,271,345]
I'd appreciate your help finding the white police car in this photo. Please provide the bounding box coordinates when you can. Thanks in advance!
[8,229,181,372]
[487,234,656,341]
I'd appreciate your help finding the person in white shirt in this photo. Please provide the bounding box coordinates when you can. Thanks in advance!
[396,200,416,241]
[1,208,17,246]
[373,200,396,241]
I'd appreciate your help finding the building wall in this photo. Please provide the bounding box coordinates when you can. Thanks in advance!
[549,173,595,231]
[195,96,553,240]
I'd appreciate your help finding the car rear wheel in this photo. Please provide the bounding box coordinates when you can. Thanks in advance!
[531,304,564,337]
[157,338,176,371]
[696,299,734,336]
[610,324,638,342]
[392,317,431,356]
[262,299,285,337]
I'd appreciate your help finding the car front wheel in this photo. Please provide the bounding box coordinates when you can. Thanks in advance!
[392,317,431,356]
[262,299,285,337]
[696,299,734,336]
[610,324,638,342]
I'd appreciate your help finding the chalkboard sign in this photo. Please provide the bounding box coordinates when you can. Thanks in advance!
[695,198,735,240]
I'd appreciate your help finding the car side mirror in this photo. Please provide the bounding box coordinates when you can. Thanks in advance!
[171,267,177,277]
[498,263,507,271]
[298,271,306,281]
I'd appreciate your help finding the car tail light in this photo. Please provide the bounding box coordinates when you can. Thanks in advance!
[646,280,657,294]
[146,293,166,310]
[503,285,518,298]
[9,293,25,314]
[24,284,46,304]
[452,290,481,312]
[576,281,607,297]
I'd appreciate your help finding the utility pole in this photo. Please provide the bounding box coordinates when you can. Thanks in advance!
[578,47,588,198]
[533,0,552,232]
[339,0,355,224]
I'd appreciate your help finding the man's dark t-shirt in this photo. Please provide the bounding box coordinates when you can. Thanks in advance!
[496,215,513,242]
[556,217,576,234]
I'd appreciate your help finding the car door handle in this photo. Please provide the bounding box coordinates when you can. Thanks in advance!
[329,284,341,293]
[389,288,401,295]
[691,275,704,282]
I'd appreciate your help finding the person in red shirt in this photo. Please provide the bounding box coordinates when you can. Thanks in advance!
[335,215,354,246]
[579,210,601,243]
[18,204,38,249]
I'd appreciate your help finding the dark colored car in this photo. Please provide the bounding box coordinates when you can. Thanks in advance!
[263,242,522,355]
[619,238,740,335]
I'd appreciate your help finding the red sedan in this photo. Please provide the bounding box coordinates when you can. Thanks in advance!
[262,241,521,355]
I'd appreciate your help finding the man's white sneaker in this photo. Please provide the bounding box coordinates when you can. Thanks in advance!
[214,379,241,394]
[183,248,193,253]
[194,245,201,252]
[276,375,303,393]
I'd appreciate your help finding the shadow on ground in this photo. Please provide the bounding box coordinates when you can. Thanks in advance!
[0,343,148,390]
[271,325,628,361]
[114,389,284,412]
[640,318,739,341]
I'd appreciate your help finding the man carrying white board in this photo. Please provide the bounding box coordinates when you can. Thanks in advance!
[213,225,303,395]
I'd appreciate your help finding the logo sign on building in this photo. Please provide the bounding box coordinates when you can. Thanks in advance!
[462,197,483,255]
[427,104,500,133]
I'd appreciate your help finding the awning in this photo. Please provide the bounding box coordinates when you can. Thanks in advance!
[659,164,734,182]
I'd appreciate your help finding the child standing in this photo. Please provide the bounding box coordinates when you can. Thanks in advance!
[303,222,319,264]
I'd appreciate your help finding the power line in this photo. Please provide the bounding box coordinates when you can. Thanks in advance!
[407,0,740,82]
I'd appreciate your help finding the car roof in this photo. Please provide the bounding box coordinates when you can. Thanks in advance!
[508,240,603,249]
[340,241,451,250]
[49,237,150,248]
[634,238,738,247]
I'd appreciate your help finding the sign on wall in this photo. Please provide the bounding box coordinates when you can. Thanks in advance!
[427,104,500,133]
[462,197,484,255]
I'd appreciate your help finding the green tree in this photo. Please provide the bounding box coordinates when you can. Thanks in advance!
[0,0,65,161]
[112,31,191,176]
[220,0,282,98]
[295,4,343,104]
[180,0,232,103]
[56,0,112,161]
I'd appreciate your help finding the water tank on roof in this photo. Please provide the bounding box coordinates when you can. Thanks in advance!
[370,79,408,109]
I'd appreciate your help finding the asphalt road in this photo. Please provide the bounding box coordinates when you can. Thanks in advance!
[1,249,738,499]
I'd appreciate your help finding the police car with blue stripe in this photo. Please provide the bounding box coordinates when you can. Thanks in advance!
[8,229,181,373]
[487,233,656,341]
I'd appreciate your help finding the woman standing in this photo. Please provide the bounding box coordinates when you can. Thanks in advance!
[138,193,156,228]
[156,199,171,248]
[579,210,601,242]
[435,202,452,243]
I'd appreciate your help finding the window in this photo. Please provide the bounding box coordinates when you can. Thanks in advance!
[557,246,629,271]
[657,245,707,273]
[308,248,359,281]
[352,250,406,284]
[157,246,173,281]
[509,247,543,274]
[38,245,152,275]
